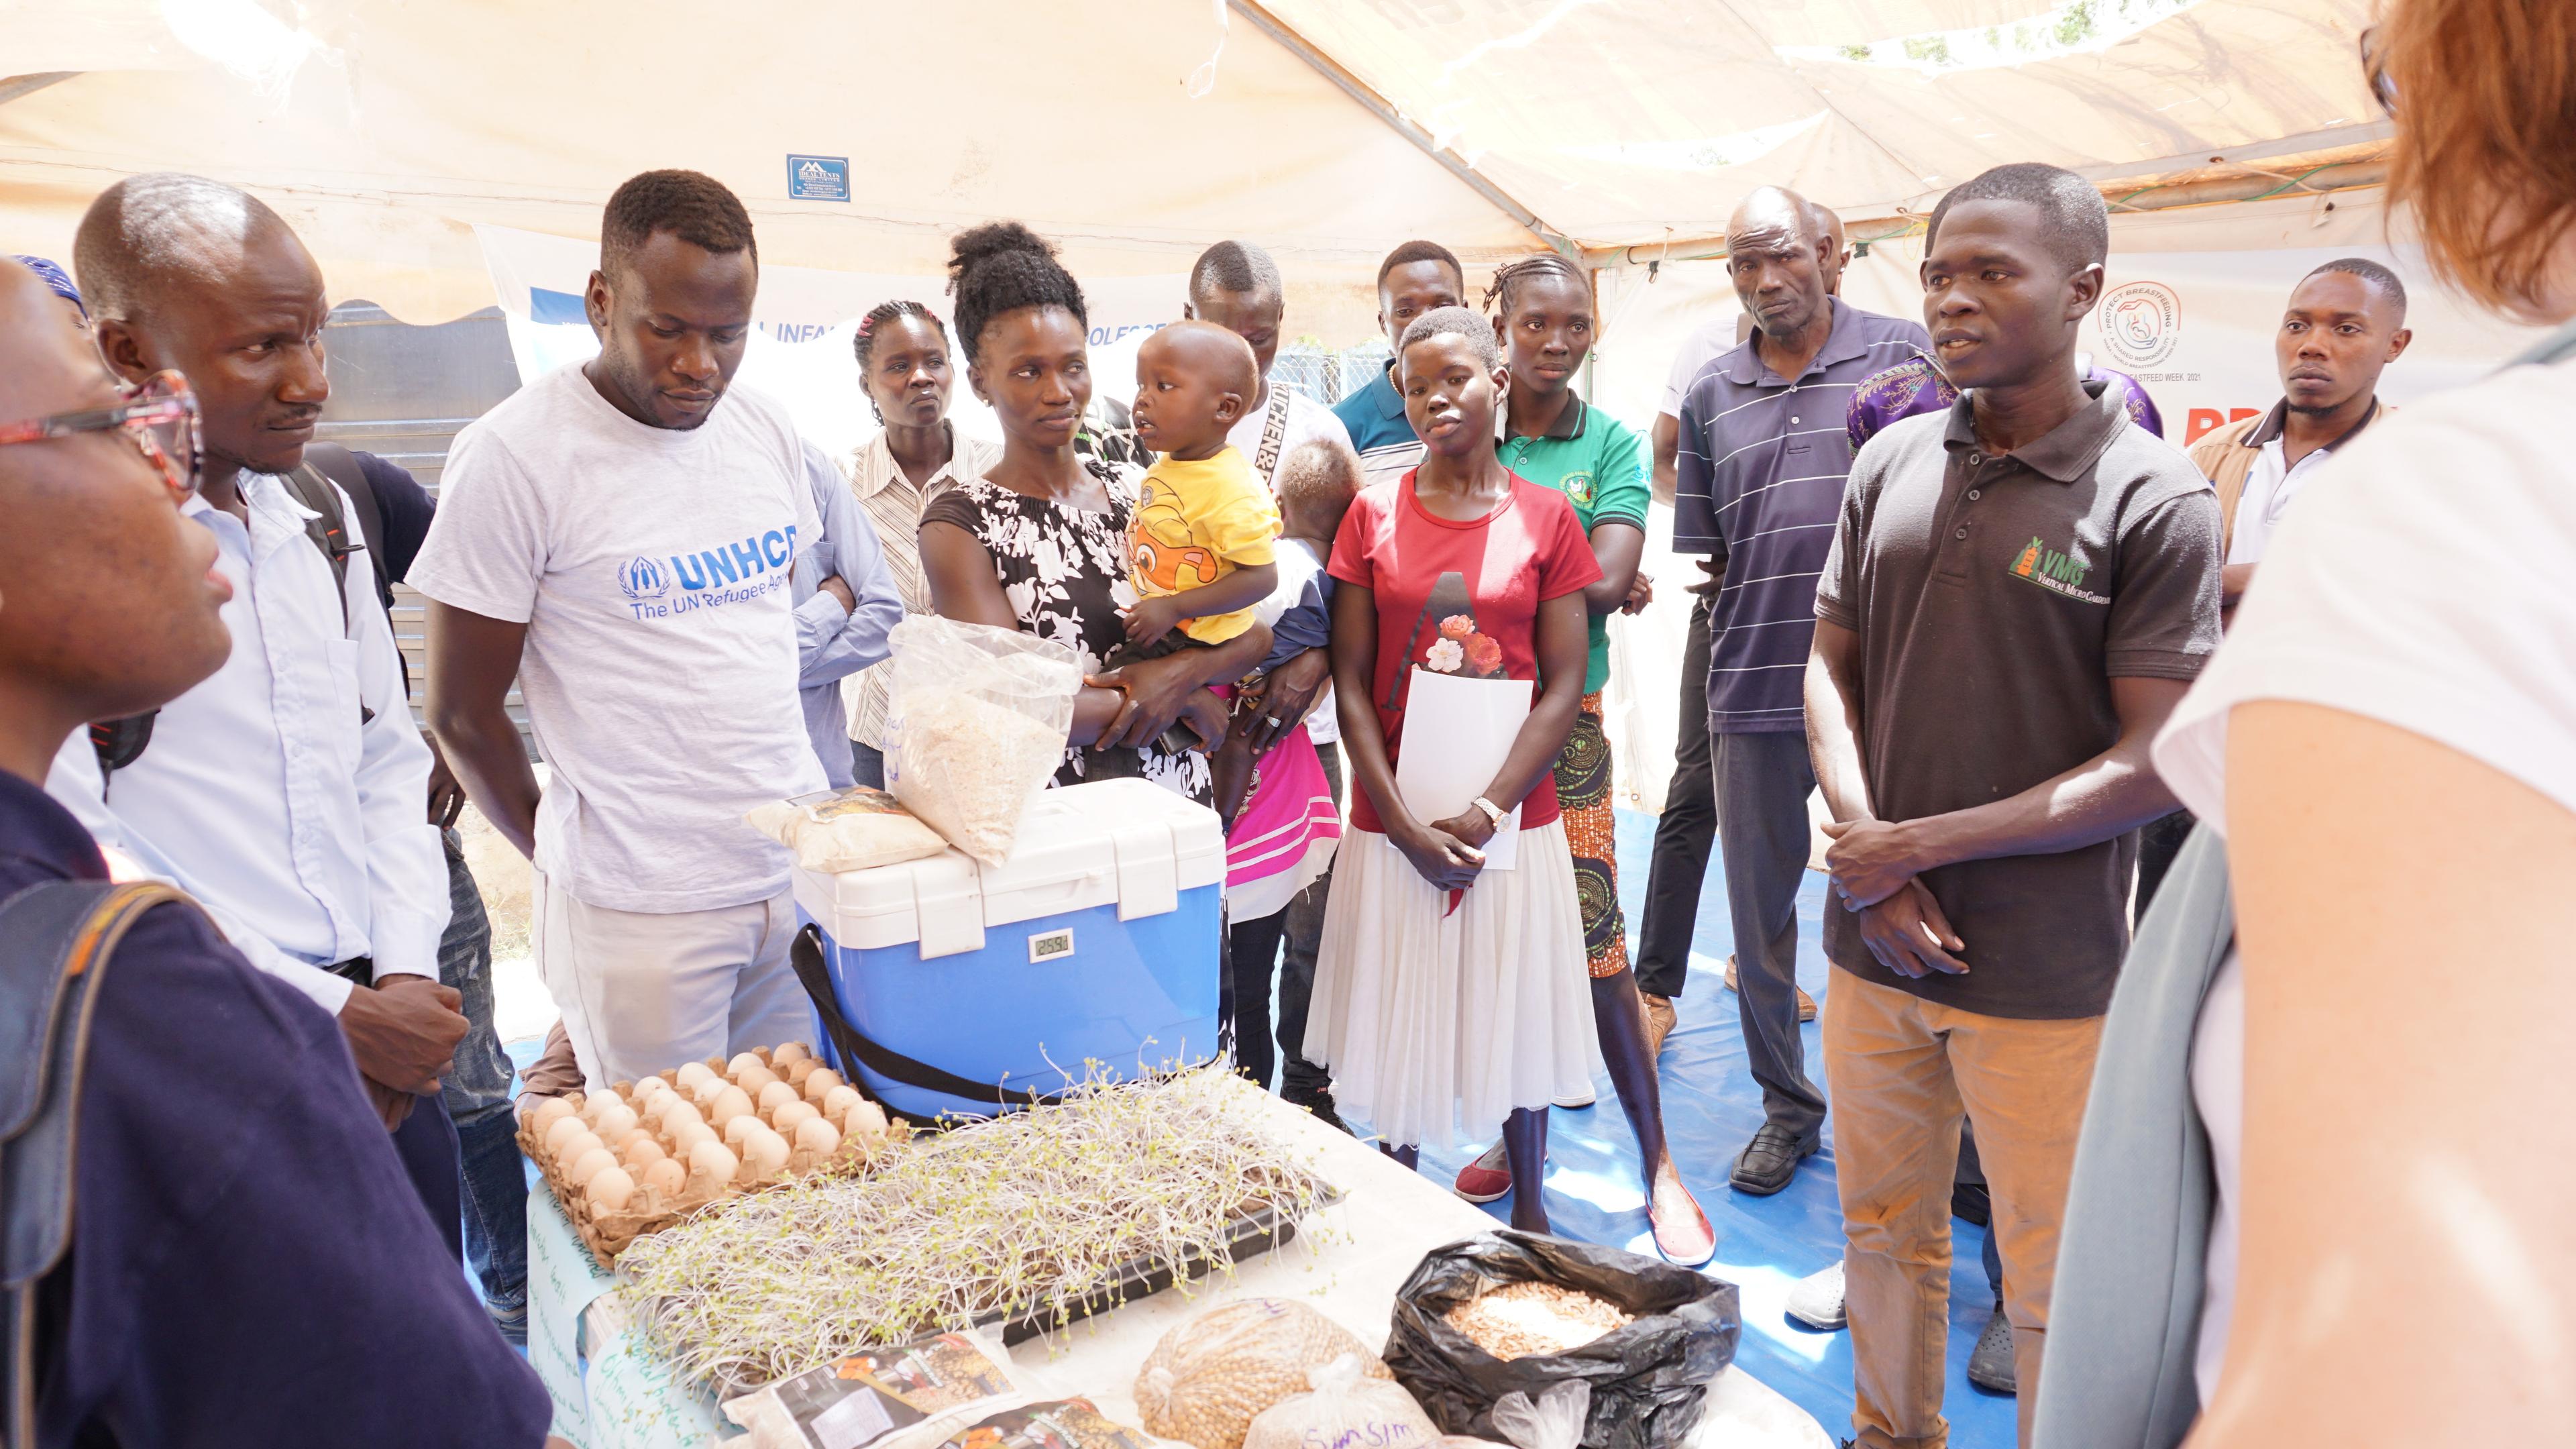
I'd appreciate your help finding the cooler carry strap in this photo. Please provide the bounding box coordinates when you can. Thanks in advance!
[1,880,197,1449]
[786,924,1070,1114]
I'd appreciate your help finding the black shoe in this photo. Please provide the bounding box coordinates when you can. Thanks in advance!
[1951,1180,1992,1228]
[1729,1123,1819,1195]
[1286,1091,1352,1136]
[1968,1306,2017,1394]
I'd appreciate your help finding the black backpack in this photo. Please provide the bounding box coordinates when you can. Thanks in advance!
[0,879,201,1445]
[88,445,389,782]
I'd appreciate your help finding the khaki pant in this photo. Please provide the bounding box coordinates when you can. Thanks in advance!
[1825,970,2104,1449]
[535,871,812,1089]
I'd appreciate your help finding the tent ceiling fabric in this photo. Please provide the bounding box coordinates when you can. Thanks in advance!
[1250,0,2387,249]
[1,1,2387,324]
[0,0,1542,324]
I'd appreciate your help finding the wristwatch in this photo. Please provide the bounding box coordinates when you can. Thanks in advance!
[1470,796,1507,829]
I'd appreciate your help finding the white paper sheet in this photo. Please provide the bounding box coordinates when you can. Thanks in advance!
[1393,666,1531,871]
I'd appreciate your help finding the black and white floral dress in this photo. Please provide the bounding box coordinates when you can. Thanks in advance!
[920,459,1214,804]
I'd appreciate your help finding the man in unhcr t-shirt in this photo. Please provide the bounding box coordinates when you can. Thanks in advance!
[413,170,828,1089]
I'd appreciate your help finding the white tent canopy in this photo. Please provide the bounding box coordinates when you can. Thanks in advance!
[3,0,2390,330]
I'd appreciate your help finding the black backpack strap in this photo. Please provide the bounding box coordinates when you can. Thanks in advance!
[1,879,197,1445]
[785,924,1067,1116]
[279,463,357,638]
[303,443,392,614]
[87,714,156,786]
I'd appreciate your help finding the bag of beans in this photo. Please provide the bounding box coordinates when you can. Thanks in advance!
[747,786,951,875]
[1381,1232,1739,1449]
[1240,1355,1439,1449]
[1136,1299,1396,1449]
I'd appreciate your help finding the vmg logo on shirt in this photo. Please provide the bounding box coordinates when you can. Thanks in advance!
[624,525,798,620]
[2010,535,2110,606]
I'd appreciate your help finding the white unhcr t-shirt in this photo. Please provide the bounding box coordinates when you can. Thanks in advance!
[2151,347,2576,1404]
[409,365,827,914]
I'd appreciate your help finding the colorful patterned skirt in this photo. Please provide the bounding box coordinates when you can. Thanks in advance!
[1554,692,1629,979]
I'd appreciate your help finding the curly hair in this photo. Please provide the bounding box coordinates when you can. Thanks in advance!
[600,169,755,278]
[1397,304,1500,370]
[945,221,1086,365]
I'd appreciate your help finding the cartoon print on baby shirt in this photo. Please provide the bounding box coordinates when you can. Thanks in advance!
[1128,474,1220,596]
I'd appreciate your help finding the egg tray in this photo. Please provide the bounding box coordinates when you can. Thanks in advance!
[520,1068,910,1272]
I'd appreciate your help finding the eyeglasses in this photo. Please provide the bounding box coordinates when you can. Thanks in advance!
[0,370,201,498]
[2359,25,2398,118]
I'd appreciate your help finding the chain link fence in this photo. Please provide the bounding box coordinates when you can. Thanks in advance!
[1273,341,1392,407]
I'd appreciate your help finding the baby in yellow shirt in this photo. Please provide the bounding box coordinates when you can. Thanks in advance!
[1122,320,1279,653]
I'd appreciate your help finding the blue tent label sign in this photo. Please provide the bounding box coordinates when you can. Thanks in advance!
[787,154,850,202]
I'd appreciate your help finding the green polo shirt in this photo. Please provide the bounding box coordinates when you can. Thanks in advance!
[1500,394,1649,693]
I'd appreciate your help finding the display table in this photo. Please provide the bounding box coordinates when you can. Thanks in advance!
[529,1081,1831,1449]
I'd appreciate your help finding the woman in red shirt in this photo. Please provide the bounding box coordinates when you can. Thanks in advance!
[1303,307,1598,1232]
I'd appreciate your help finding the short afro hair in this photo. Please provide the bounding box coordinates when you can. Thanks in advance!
[945,221,1086,366]
[1189,239,1282,307]
[2304,256,2410,315]
[1397,304,1500,372]
[601,169,756,278]
[74,172,291,321]
[1377,239,1464,290]
[1927,163,2109,277]
[1276,435,1362,531]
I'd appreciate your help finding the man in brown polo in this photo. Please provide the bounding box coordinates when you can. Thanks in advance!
[1805,163,2222,1448]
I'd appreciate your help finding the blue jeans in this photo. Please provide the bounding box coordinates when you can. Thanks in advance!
[437,828,525,1314]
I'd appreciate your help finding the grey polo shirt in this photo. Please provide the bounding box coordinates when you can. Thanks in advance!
[1815,380,2222,1019]
[1672,299,1931,733]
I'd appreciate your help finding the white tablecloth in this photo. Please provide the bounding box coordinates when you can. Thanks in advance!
[529,1081,1831,1449]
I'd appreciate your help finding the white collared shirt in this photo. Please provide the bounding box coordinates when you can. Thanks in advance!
[48,472,447,1012]
[2225,436,2340,566]
[841,425,1003,751]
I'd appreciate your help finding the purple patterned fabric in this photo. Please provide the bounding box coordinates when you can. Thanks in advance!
[10,254,86,318]
[1847,353,2165,449]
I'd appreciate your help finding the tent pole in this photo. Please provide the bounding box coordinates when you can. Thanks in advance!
[0,73,79,108]
[1226,0,1582,263]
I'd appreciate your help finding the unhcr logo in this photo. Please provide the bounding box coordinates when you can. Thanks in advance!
[619,555,670,601]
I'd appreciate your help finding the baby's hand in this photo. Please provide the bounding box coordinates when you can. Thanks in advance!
[1122,595,1185,645]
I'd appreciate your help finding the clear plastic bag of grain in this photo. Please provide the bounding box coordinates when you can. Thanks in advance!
[883,616,1083,865]
[1136,1299,1396,1449]
[1487,1384,1589,1449]
[1240,1355,1438,1449]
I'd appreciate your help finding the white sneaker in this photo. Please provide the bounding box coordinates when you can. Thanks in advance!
[1785,1259,1848,1331]
[1551,1081,1596,1109]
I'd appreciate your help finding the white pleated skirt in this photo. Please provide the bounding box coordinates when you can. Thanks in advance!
[1302,820,1597,1150]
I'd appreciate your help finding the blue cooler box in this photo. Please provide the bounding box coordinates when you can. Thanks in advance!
[792,777,1226,1122]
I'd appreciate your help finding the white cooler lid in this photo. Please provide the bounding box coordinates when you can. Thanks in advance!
[792,777,1226,959]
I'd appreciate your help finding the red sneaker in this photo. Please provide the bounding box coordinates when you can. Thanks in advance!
[1453,1140,1515,1203]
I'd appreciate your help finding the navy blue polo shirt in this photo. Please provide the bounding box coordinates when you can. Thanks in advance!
[1,767,551,1448]
[1672,299,1930,733]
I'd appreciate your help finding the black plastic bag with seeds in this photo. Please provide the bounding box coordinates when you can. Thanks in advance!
[1381,1231,1740,1449]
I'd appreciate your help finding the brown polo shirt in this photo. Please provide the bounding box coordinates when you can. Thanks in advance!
[1814,380,2222,1018]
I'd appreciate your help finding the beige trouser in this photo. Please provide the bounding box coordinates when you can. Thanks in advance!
[535,871,813,1090]
[1825,969,2104,1449]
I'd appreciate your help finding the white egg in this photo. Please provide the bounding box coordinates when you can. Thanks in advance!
[687,1138,739,1189]
[707,1085,755,1127]
[801,1068,843,1104]
[676,1061,716,1091]
[529,1097,577,1133]
[820,1084,861,1119]
[770,1100,819,1133]
[741,1125,790,1179]
[727,1051,767,1077]
[641,1157,687,1197]
[591,1102,639,1141]
[771,1042,810,1066]
[757,1080,799,1114]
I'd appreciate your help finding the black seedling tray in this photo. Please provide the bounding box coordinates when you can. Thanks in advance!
[981,1187,1340,1346]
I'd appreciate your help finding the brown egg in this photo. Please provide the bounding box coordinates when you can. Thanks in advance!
[734,1065,780,1094]
[801,1068,843,1104]
[687,1139,739,1190]
[566,1146,619,1188]
[591,1102,640,1141]
[529,1097,578,1134]
[757,1080,800,1114]
[675,1061,716,1092]
[740,1125,790,1180]
[707,1085,755,1128]
[641,1157,687,1198]
[771,1042,810,1067]
[770,1100,819,1133]
[727,1051,767,1078]
[820,1084,861,1119]
[587,1165,637,1213]
[794,1116,842,1157]
[623,1137,667,1169]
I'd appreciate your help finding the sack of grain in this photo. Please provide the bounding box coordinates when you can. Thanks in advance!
[1240,1355,1438,1449]
[1136,1299,1394,1449]
[1487,1384,1589,1449]
[884,616,1083,865]
[747,786,953,875]
[1382,1232,1739,1449]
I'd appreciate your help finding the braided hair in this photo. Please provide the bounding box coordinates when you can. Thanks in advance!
[1483,252,1586,319]
[945,221,1086,366]
[852,301,945,421]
